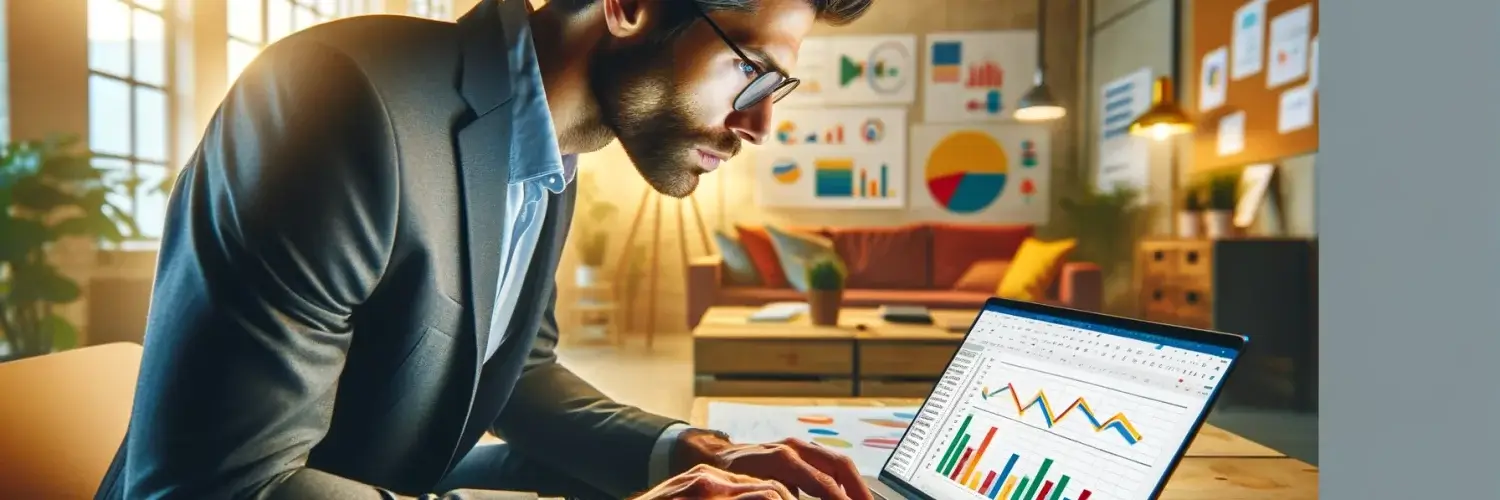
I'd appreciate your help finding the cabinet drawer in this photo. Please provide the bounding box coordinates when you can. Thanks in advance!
[1174,285,1215,328]
[1140,245,1180,277]
[694,377,855,397]
[1175,243,1215,279]
[859,341,960,377]
[694,339,854,376]
[1141,282,1180,321]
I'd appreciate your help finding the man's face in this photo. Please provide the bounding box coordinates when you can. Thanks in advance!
[587,0,817,198]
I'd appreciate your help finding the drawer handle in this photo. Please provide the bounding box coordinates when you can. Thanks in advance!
[1153,250,1165,262]
[1152,289,1164,301]
[1185,251,1199,264]
[1185,291,1200,304]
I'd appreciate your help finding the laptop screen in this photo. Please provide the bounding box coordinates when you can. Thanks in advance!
[880,302,1241,500]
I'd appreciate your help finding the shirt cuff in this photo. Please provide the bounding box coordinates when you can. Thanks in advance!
[648,423,694,485]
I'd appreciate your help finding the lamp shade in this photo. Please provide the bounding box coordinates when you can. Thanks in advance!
[1014,81,1066,122]
[1129,76,1193,141]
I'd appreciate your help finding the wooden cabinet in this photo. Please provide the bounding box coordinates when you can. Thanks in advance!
[1137,239,1318,410]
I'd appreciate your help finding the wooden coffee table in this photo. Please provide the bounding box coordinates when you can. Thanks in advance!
[692,398,1316,499]
[692,306,978,398]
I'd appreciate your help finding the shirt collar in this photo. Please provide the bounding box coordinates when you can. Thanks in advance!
[501,0,574,193]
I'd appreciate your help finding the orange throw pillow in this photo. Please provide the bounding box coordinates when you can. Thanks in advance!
[734,224,789,288]
[952,260,1011,292]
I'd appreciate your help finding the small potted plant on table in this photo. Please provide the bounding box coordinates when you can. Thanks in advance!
[1202,173,1239,239]
[1177,182,1205,239]
[805,256,847,326]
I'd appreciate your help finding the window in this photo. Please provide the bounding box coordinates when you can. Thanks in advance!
[227,0,374,82]
[408,0,453,20]
[87,0,173,240]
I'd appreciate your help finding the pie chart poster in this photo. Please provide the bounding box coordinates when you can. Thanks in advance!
[908,123,1051,224]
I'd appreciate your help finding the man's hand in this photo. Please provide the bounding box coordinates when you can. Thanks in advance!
[672,430,875,500]
[633,464,796,500]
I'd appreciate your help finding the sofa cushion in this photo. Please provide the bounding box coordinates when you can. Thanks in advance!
[827,225,932,289]
[929,223,1034,289]
[952,260,1011,292]
[842,289,991,310]
[734,225,790,288]
[766,225,842,293]
[712,230,762,286]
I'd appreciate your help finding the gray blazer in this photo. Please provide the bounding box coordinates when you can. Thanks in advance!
[94,1,681,498]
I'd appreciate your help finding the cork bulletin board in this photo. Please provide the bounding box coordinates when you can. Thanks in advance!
[1191,0,1319,171]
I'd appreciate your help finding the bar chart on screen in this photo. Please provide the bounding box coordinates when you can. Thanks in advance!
[920,410,1150,500]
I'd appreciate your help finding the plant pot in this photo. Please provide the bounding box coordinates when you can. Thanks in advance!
[1176,211,1203,239]
[575,265,600,287]
[807,289,844,326]
[1202,210,1234,239]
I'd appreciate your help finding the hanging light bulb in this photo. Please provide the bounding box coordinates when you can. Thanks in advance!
[1014,0,1065,122]
[1129,76,1194,140]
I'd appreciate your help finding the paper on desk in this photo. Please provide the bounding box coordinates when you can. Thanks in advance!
[705,402,922,476]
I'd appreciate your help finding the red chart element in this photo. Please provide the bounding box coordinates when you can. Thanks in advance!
[965,61,1003,89]
[927,172,965,207]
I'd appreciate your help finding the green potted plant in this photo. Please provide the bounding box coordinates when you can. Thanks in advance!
[804,256,847,326]
[572,171,618,287]
[1048,180,1149,316]
[1177,181,1206,239]
[1202,172,1239,239]
[1,135,137,361]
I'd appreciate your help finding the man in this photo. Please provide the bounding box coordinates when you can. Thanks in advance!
[94,0,874,499]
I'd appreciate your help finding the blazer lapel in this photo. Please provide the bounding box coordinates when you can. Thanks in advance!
[454,0,522,364]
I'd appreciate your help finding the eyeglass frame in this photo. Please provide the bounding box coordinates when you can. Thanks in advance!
[688,2,801,111]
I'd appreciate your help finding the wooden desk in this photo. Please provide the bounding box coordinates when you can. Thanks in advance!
[692,307,975,398]
[692,398,1315,499]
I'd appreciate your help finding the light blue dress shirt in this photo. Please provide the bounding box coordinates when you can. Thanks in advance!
[489,11,693,487]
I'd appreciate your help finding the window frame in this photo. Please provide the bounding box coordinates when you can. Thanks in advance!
[407,0,453,20]
[87,0,177,244]
[227,0,371,83]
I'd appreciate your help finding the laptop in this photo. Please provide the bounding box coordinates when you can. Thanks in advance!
[859,297,1248,500]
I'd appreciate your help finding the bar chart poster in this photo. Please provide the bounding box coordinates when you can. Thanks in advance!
[908,123,1050,223]
[756,107,907,209]
[923,31,1037,123]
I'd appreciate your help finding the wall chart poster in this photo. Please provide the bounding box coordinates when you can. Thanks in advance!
[808,35,917,105]
[1096,68,1153,198]
[908,123,1050,223]
[778,37,831,107]
[756,107,908,209]
[922,31,1037,123]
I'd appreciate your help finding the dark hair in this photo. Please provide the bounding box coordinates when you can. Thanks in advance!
[553,0,872,28]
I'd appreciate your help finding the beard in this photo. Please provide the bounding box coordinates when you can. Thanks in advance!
[581,36,742,198]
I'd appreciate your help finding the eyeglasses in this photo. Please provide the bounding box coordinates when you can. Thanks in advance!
[690,2,800,111]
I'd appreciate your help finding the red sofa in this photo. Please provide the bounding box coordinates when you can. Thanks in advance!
[687,223,1103,328]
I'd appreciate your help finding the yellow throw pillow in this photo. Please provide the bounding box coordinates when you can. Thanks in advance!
[996,238,1078,301]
